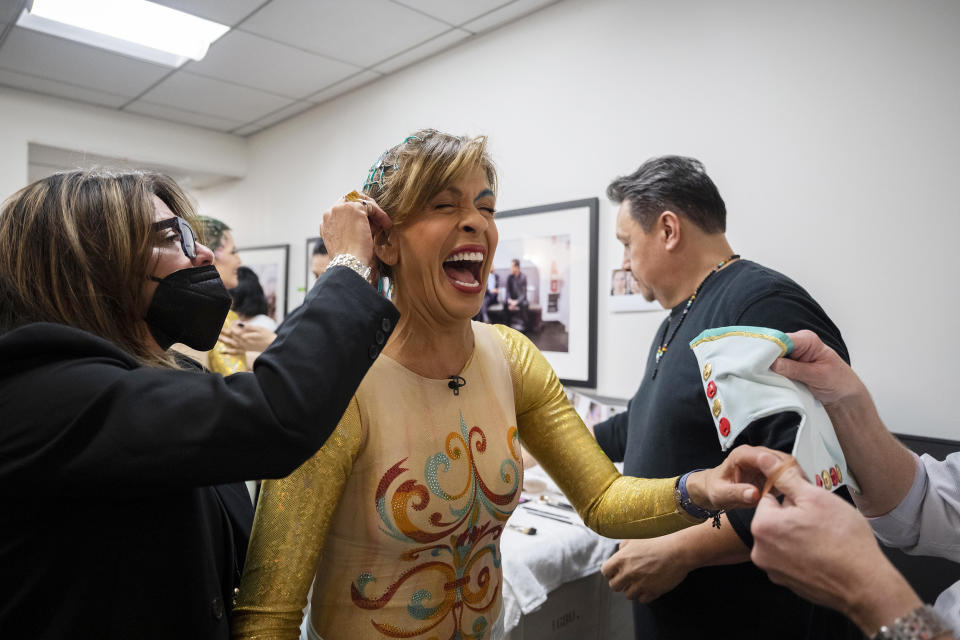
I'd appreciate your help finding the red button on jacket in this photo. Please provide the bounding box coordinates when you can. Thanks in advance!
[718,417,731,436]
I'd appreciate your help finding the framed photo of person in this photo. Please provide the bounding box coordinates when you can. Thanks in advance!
[483,198,599,388]
[238,244,289,324]
[609,267,662,312]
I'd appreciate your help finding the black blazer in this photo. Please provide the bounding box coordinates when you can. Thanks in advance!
[0,268,398,639]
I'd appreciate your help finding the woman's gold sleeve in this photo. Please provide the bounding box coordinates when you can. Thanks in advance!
[208,310,248,376]
[494,325,701,538]
[231,398,363,639]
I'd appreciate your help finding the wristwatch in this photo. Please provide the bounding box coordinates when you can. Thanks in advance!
[329,253,372,282]
[872,604,950,640]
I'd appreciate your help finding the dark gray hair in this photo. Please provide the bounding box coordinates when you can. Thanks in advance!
[607,155,726,233]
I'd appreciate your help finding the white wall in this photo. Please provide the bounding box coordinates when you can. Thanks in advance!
[0,87,246,201]
[198,0,960,440]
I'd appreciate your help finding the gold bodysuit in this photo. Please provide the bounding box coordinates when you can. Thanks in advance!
[208,310,247,376]
[233,323,700,640]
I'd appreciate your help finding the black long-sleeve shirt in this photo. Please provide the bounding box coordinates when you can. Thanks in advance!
[0,267,398,639]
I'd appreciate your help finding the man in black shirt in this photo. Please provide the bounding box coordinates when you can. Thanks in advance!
[593,156,862,639]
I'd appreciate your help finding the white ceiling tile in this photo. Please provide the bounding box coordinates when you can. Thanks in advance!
[185,30,361,99]
[302,70,381,104]
[0,67,129,107]
[124,100,245,132]
[390,0,513,27]
[241,0,450,68]
[373,28,471,74]
[231,122,265,137]
[149,0,265,26]
[252,100,315,127]
[461,0,559,34]
[232,100,315,135]
[139,72,292,122]
[29,143,237,189]
[0,27,171,97]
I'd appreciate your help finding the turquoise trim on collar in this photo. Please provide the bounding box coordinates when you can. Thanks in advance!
[688,326,794,356]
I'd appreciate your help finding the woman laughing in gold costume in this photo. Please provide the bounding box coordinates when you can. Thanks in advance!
[232,130,771,640]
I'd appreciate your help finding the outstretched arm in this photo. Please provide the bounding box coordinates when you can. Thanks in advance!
[495,326,762,538]
[750,452,953,639]
[771,329,916,516]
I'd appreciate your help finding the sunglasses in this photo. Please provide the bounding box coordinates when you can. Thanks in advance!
[153,217,198,259]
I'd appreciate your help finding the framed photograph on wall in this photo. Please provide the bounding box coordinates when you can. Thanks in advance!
[238,244,289,324]
[481,198,598,388]
[609,268,662,312]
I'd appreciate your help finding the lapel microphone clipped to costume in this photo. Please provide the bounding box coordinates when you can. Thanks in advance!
[447,375,466,396]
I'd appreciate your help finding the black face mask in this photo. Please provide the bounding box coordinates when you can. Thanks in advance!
[146,265,232,351]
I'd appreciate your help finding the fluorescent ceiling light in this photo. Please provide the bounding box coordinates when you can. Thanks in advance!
[17,0,230,68]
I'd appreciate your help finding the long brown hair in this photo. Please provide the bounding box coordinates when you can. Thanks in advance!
[0,169,198,367]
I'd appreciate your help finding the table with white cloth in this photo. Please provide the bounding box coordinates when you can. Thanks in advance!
[500,465,634,640]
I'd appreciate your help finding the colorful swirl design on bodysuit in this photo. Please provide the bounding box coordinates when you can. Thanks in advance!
[351,414,522,639]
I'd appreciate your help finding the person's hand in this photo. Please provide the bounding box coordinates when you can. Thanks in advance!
[219,324,277,354]
[601,537,690,602]
[750,452,922,635]
[770,330,867,406]
[320,194,392,267]
[684,445,782,512]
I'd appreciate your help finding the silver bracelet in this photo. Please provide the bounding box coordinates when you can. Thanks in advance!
[872,604,950,640]
[328,253,372,282]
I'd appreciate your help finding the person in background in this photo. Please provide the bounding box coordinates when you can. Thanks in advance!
[312,237,331,279]
[0,169,397,639]
[749,329,958,639]
[230,266,278,332]
[224,265,279,507]
[505,258,528,330]
[220,239,332,359]
[594,155,860,640]
[189,218,258,536]
[220,266,280,362]
[190,216,248,376]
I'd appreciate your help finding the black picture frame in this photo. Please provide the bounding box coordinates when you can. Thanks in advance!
[486,198,599,388]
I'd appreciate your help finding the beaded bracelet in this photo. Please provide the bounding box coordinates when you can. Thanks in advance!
[674,470,724,528]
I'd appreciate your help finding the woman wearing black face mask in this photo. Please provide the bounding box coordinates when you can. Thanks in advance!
[0,169,398,639]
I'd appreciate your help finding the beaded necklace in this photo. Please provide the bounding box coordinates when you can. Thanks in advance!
[651,254,740,380]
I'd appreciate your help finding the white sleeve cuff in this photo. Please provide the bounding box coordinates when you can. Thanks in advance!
[868,451,925,547]
[934,580,960,636]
